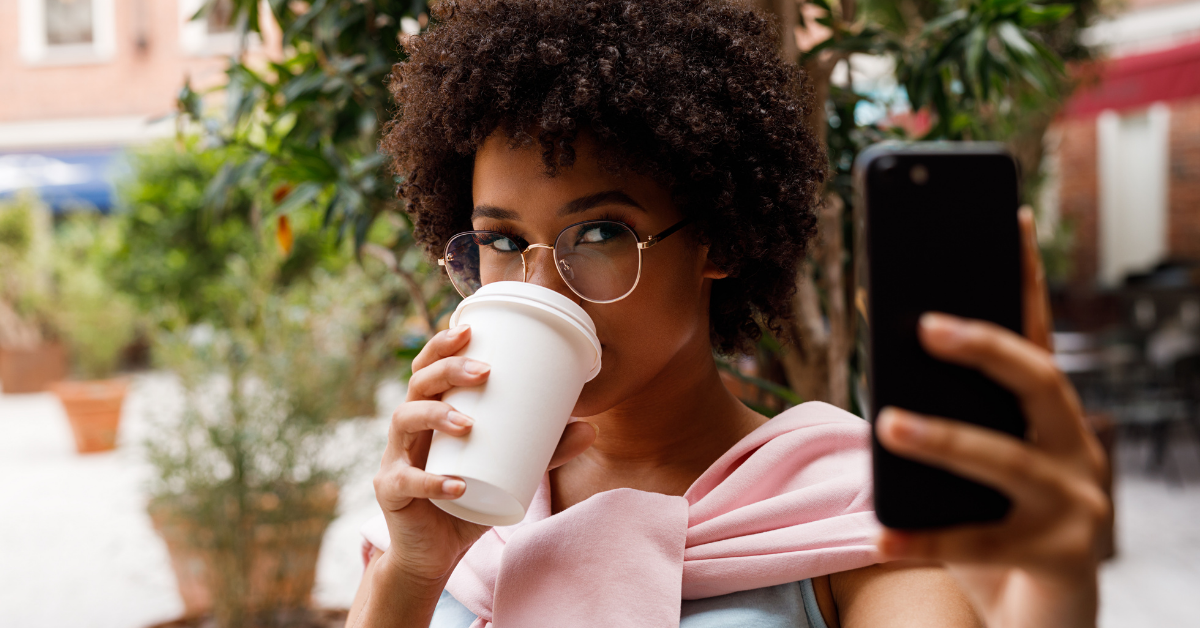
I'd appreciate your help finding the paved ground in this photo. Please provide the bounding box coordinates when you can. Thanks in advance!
[1,373,1198,627]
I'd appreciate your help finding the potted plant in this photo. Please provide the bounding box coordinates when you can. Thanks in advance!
[0,194,67,393]
[146,259,376,627]
[48,212,138,453]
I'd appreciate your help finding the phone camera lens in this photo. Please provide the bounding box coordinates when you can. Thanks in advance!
[910,164,929,185]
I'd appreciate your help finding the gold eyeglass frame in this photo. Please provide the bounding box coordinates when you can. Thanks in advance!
[438,218,690,304]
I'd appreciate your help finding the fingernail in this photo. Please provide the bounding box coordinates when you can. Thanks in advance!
[442,479,466,497]
[447,410,474,427]
[920,312,964,345]
[448,324,469,338]
[881,407,927,443]
[463,360,490,375]
[585,421,600,439]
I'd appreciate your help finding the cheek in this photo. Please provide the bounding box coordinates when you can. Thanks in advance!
[570,247,708,416]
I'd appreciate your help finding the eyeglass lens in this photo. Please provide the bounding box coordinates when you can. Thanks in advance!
[442,221,642,303]
[554,221,640,302]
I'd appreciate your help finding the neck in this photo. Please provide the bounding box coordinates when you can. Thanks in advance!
[553,334,766,507]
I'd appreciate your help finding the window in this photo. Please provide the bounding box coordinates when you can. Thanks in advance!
[180,0,245,56]
[45,0,94,45]
[205,0,236,34]
[18,0,115,64]
[1097,103,1172,286]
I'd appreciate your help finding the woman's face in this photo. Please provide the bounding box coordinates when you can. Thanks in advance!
[471,132,722,417]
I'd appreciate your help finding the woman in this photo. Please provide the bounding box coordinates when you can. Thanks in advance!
[348,1,1109,626]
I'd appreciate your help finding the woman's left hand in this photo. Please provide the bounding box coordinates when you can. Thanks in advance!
[875,207,1110,628]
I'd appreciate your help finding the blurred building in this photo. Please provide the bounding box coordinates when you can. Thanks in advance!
[0,0,278,211]
[1047,0,1200,289]
[1043,1,1200,461]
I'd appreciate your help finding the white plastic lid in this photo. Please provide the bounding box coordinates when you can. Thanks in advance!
[448,281,603,380]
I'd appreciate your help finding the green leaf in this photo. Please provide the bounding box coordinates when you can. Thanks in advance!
[921,9,968,36]
[274,181,326,216]
[283,0,328,43]
[716,361,804,406]
[997,22,1036,58]
[1019,4,1074,26]
[965,25,987,95]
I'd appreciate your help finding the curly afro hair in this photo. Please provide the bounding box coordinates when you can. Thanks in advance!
[381,0,826,354]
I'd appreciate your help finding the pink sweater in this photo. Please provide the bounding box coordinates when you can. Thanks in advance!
[362,401,881,628]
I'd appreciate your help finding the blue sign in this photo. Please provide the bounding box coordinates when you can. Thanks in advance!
[0,149,123,213]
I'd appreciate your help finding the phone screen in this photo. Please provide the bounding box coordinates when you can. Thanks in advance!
[854,144,1026,529]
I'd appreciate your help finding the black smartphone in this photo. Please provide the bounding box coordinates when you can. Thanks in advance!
[853,142,1026,530]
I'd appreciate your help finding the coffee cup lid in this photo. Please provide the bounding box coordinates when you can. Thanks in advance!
[449,282,603,380]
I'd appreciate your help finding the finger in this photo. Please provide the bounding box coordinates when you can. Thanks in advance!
[1019,206,1053,352]
[374,462,467,512]
[918,313,1086,453]
[406,356,491,401]
[411,325,472,373]
[876,407,1056,501]
[383,400,474,463]
[548,421,599,469]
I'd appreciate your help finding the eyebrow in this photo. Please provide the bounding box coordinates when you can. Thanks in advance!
[471,205,520,220]
[470,190,645,221]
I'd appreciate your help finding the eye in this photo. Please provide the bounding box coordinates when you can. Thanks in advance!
[475,233,521,252]
[577,223,624,245]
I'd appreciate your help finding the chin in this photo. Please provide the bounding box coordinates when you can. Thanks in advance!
[571,369,624,418]
[571,381,609,418]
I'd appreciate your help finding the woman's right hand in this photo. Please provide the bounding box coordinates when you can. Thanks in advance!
[372,324,598,586]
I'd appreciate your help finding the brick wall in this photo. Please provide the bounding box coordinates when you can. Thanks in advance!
[1055,117,1100,287]
[1169,96,1200,261]
[0,1,275,123]
[1053,96,1200,287]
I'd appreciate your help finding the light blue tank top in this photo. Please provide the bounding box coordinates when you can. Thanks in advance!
[429,578,830,628]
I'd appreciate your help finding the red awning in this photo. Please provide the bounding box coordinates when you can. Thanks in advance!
[1064,38,1200,117]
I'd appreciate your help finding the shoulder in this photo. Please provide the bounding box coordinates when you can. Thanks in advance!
[719,401,872,472]
[772,401,870,431]
[828,562,981,627]
[685,400,875,526]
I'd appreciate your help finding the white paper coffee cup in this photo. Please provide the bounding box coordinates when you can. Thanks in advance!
[426,282,602,526]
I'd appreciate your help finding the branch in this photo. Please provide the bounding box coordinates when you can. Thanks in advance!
[818,192,850,410]
[360,243,435,337]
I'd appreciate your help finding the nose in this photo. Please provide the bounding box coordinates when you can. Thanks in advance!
[523,245,579,302]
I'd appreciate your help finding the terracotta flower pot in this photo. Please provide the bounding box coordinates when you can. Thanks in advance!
[50,378,128,453]
[149,483,340,624]
[0,343,68,394]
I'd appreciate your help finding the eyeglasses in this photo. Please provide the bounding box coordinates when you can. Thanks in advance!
[438,218,690,303]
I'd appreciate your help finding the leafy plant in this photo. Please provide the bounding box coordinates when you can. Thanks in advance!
[52,212,138,379]
[111,138,348,327]
[741,0,1094,411]
[182,0,452,342]
[0,193,55,349]
[895,0,1073,140]
[146,256,383,627]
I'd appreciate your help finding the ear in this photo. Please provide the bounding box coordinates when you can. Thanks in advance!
[701,256,729,280]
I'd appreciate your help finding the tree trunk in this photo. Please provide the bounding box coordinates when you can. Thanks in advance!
[756,1,855,409]
[780,259,830,403]
[818,193,850,410]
